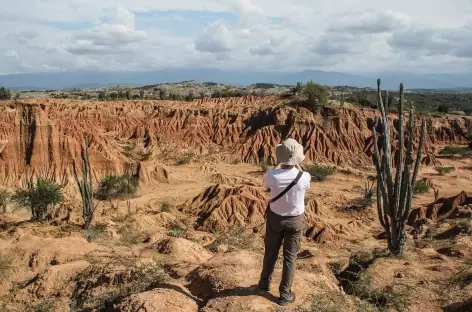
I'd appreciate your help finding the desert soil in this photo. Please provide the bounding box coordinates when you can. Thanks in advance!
[0,97,471,312]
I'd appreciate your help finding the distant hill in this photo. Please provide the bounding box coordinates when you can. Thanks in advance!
[0,69,471,91]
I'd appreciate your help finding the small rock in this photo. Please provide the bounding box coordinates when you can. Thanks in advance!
[395,272,404,278]
[216,244,229,253]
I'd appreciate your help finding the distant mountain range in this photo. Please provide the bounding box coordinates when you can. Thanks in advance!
[0,69,471,91]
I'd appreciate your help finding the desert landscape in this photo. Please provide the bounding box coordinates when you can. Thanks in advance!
[0,89,471,312]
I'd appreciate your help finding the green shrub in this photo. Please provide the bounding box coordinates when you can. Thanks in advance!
[258,158,270,172]
[168,223,187,238]
[302,81,329,112]
[94,173,138,201]
[175,152,194,165]
[34,301,53,312]
[434,166,455,175]
[0,86,11,100]
[413,180,430,195]
[158,201,171,212]
[11,177,64,221]
[439,146,470,157]
[304,164,336,182]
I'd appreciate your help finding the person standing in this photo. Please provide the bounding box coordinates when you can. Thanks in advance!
[258,138,311,306]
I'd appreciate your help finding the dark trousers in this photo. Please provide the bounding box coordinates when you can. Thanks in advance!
[260,209,305,299]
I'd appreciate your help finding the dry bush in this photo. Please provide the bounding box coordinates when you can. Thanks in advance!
[208,225,258,252]
[0,253,13,279]
[72,263,169,311]
[158,201,171,212]
[34,301,54,312]
[118,223,148,245]
[337,251,413,312]
[94,173,138,201]
[84,223,109,242]
[175,152,196,165]
[0,189,10,213]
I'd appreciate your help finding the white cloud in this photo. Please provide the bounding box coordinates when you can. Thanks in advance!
[194,21,233,52]
[0,0,471,74]
[328,10,409,34]
[5,50,20,59]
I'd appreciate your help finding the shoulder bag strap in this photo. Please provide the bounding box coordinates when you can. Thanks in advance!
[269,170,304,204]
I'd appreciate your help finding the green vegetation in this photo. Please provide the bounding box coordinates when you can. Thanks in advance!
[118,223,147,245]
[335,251,412,312]
[0,86,11,100]
[208,225,257,252]
[230,157,243,164]
[413,180,430,195]
[303,81,329,112]
[94,173,138,201]
[168,222,188,238]
[158,201,171,212]
[72,263,169,311]
[258,157,270,172]
[370,79,426,255]
[350,179,376,209]
[439,146,470,157]
[175,152,195,165]
[252,83,277,89]
[12,177,64,221]
[72,136,96,229]
[346,89,472,115]
[34,301,54,312]
[304,164,337,182]
[434,166,455,175]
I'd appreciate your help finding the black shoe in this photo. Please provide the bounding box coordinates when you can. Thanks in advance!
[279,292,296,306]
[258,280,270,292]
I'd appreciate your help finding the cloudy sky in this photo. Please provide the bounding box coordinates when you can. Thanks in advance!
[1,0,472,74]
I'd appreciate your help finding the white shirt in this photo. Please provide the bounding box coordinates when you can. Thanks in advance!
[264,168,311,217]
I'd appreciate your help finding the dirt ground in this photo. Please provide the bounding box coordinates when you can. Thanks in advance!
[0,98,471,312]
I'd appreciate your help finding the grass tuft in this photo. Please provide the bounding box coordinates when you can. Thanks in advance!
[434,166,455,175]
[413,180,430,195]
[304,164,337,182]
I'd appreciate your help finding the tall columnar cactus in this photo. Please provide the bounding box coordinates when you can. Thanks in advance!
[72,136,96,229]
[371,79,426,255]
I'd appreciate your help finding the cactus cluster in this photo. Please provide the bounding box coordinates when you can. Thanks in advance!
[72,136,96,229]
[371,79,426,255]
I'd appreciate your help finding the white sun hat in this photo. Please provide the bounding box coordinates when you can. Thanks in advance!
[275,138,305,165]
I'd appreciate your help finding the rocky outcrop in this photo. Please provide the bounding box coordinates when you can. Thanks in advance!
[408,191,472,225]
[178,184,368,244]
[0,98,469,185]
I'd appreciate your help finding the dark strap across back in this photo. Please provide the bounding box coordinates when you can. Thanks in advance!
[269,170,304,204]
